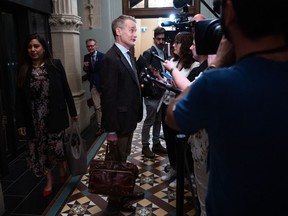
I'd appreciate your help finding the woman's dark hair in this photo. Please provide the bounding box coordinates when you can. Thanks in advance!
[173,31,194,69]
[17,33,53,87]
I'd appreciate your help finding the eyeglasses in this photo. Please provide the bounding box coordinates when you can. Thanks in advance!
[86,44,96,48]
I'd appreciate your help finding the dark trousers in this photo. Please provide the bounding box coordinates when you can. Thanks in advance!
[161,103,194,172]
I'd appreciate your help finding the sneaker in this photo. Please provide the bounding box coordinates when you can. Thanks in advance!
[161,168,176,181]
[169,179,177,189]
[169,178,190,189]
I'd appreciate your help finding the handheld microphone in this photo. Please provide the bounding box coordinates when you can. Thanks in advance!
[151,51,165,62]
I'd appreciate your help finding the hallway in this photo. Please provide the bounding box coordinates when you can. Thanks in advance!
[0,116,196,215]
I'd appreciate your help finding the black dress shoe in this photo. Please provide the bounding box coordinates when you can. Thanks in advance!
[123,191,144,200]
[142,145,155,158]
[152,142,167,154]
[107,199,136,212]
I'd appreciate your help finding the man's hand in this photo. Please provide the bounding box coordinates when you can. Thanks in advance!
[107,133,118,144]
[211,36,236,67]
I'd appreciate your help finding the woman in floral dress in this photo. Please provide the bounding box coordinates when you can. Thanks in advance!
[16,33,78,197]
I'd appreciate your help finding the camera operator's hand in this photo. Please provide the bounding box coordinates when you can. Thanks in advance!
[210,36,236,68]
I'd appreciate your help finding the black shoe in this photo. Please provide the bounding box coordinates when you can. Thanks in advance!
[152,142,167,154]
[123,191,144,200]
[142,145,155,158]
[107,199,136,212]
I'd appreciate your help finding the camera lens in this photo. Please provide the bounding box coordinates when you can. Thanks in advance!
[195,19,222,55]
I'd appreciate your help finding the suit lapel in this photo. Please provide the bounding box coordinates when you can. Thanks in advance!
[113,45,140,87]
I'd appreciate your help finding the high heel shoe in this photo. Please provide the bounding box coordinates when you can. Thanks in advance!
[42,188,52,197]
[43,176,53,197]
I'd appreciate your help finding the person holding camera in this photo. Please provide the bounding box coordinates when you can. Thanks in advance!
[166,0,288,215]
[138,27,168,158]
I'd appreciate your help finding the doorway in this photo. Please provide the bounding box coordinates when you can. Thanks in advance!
[0,11,23,172]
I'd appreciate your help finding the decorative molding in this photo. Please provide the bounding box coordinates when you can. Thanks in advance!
[49,14,83,33]
[86,0,94,29]
[82,0,101,29]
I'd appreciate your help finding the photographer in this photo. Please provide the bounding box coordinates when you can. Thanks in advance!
[166,0,288,215]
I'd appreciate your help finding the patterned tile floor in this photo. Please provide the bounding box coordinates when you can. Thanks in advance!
[56,122,196,216]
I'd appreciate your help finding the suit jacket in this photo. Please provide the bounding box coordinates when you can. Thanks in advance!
[16,59,77,138]
[100,44,143,134]
[83,51,104,91]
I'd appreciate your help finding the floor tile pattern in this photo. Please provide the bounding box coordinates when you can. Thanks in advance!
[58,122,196,216]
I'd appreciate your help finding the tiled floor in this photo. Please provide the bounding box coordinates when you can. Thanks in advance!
[1,115,197,216]
[53,122,196,216]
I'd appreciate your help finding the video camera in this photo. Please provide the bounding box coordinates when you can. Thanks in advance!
[194,18,222,54]
[161,14,194,43]
[161,0,223,54]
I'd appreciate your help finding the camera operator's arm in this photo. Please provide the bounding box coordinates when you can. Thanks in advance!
[207,36,235,68]
[163,60,191,90]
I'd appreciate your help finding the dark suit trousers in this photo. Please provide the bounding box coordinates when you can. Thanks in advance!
[105,132,133,162]
[106,131,134,200]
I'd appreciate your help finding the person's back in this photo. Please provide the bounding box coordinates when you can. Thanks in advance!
[197,57,288,214]
[165,0,288,215]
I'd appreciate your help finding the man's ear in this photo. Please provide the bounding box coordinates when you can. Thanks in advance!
[115,27,121,36]
[224,0,235,26]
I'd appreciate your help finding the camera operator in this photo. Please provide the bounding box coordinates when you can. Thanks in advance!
[166,0,288,215]
[137,27,168,158]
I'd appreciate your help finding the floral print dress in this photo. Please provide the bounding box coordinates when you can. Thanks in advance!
[26,65,65,177]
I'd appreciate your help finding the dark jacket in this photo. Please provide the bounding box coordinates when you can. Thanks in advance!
[137,46,168,99]
[16,59,77,138]
[83,51,104,91]
[100,44,143,134]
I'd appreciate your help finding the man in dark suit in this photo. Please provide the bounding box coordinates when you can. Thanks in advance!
[83,38,104,136]
[100,15,143,213]
[138,27,168,158]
